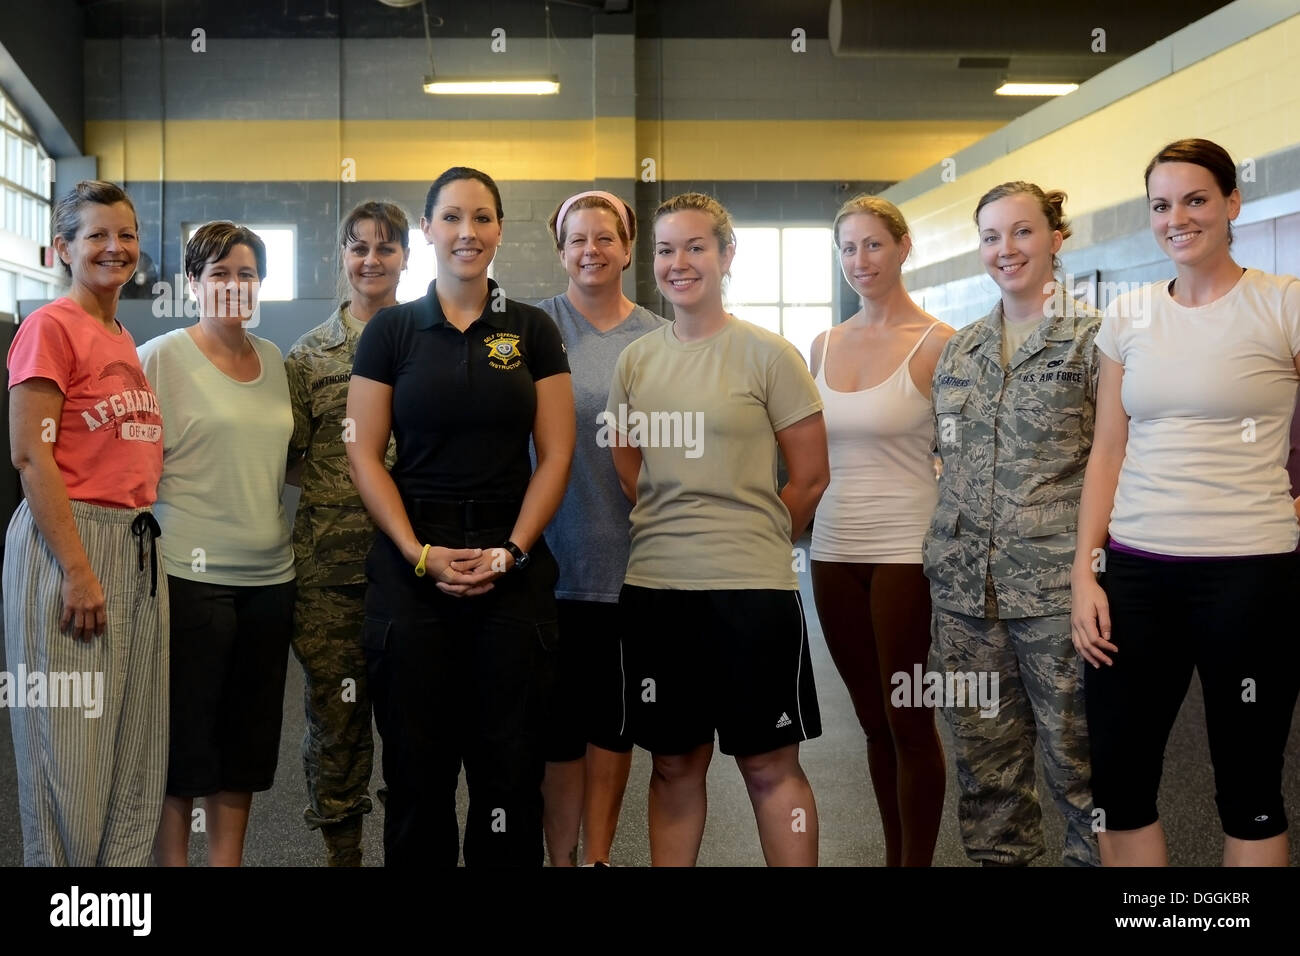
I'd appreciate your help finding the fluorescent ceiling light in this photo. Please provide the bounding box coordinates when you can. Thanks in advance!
[423,75,560,95]
[995,82,1079,97]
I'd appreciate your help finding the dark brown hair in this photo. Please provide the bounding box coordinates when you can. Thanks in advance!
[184,221,267,281]
[340,200,410,250]
[337,200,410,301]
[424,166,503,222]
[1144,138,1237,246]
[1144,138,1237,197]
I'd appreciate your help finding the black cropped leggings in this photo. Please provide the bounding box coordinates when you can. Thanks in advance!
[1087,547,1300,840]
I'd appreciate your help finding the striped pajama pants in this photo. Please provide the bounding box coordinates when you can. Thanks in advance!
[3,499,168,866]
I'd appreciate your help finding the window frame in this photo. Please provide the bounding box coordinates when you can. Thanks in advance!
[728,221,838,364]
[0,86,52,246]
[181,221,298,302]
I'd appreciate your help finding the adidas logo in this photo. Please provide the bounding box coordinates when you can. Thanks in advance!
[775,712,792,729]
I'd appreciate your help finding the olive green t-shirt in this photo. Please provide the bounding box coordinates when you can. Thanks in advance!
[605,316,823,590]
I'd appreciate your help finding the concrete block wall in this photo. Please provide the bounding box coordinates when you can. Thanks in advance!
[78,28,1026,311]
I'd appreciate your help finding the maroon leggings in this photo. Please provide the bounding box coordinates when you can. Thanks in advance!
[810,560,945,866]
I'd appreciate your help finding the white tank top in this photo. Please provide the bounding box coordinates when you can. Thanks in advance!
[810,323,940,564]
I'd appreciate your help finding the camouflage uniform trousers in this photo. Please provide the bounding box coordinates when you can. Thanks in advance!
[291,582,374,866]
[931,595,1099,867]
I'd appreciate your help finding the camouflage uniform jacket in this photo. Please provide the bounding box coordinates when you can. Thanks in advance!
[286,306,394,588]
[923,293,1101,619]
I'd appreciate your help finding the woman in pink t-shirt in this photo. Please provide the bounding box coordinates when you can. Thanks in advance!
[4,180,168,866]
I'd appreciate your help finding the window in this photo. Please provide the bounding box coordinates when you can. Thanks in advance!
[182,223,296,301]
[396,226,494,303]
[17,273,48,301]
[729,226,835,365]
[396,227,433,303]
[0,87,51,247]
[0,268,16,315]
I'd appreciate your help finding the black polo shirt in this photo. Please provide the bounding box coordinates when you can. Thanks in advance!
[352,278,570,502]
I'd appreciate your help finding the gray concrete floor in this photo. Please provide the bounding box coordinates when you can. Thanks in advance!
[2,542,1298,866]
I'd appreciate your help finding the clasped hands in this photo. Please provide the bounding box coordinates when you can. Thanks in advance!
[414,544,514,597]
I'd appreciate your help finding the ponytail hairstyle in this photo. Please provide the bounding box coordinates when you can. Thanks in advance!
[653,192,737,284]
[832,194,909,247]
[974,181,1071,272]
[653,192,735,251]
[424,166,504,222]
[1144,138,1238,246]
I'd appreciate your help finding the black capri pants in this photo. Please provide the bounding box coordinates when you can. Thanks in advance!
[363,500,558,868]
[1086,546,1300,840]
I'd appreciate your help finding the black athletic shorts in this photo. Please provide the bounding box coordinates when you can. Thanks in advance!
[619,585,821,758]
[165,574,295,797]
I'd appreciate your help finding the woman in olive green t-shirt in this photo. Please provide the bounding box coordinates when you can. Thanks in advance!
[607,192,830,866]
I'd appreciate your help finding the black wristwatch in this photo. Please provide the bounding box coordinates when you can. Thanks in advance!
[501,540,530,571]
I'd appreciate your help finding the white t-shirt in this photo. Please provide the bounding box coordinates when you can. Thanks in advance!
[138,328,295,585]
[1096,269,1300,556]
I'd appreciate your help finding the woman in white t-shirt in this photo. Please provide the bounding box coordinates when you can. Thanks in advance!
[809,195,952,866]
[139,221,296,866]
[1072,138,1300,866]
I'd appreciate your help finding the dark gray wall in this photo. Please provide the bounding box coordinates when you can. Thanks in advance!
[0,0,84,155]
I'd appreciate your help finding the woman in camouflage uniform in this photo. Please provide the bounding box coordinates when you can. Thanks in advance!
[923,182,1100,866]
[285,201,409,865]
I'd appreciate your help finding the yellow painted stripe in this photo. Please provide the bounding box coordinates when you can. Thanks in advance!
[638,120,1001,182]
[86,118,1001,183]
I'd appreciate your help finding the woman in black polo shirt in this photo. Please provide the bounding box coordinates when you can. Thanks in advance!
[347,166,575,867]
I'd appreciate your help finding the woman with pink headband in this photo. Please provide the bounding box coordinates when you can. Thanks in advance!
[535,189,666,865]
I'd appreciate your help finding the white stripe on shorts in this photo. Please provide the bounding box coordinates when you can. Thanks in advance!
[793,590,808,739]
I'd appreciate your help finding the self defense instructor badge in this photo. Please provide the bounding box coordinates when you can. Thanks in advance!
[484,332,523,370]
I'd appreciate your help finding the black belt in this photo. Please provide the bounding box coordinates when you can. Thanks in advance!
[130,512,162,597]
[405,498,521,531]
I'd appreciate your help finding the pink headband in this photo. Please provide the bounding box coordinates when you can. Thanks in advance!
[555,190,632,242]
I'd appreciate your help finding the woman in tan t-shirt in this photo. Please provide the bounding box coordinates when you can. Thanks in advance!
[608,192,830,866]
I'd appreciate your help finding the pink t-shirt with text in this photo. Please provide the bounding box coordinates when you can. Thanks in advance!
[7,297,163,508]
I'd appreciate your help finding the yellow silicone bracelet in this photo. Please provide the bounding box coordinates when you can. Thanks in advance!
[413,543,432,577]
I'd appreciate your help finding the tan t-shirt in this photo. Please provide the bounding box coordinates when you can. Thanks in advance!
[1001,315,1039,367]
[606,316,823,590]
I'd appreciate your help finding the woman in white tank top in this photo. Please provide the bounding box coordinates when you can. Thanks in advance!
[809,196,953,866]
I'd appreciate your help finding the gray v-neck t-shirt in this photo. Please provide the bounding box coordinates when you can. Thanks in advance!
[534,293,666,602]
